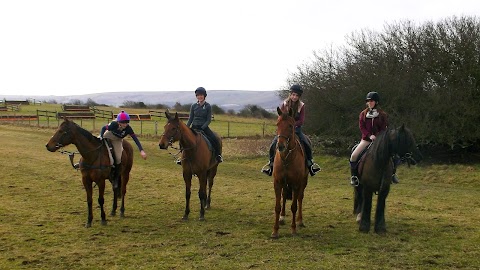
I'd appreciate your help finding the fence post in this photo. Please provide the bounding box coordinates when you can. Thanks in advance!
[263,122,265,137]
[227,122,230,138]
[155,121,158,136]
[140,120,143,135]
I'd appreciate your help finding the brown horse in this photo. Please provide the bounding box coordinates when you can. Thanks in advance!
[45,119,133,228]
[353,124,422,233]
[271,107,309,239]
[158,111,221,221]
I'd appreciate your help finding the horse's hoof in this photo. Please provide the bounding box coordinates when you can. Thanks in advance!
[205,204,211,210]
[101,220,107,226]
[297,222,305,228]
[120,212,125,218]
[110,211,116,217]
[199,217,205,221]
[279,216,286,225]
[85,223,92,228]
[182,216,189,221]
[359,226,370,233]
[375,227,387,234]
[271,232,279,239]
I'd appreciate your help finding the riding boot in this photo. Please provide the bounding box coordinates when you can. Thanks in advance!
[304,142,321,176]
[392,156,400,184]
[112,163,122,190]
[350,161,359,186]
[262,143,276,176]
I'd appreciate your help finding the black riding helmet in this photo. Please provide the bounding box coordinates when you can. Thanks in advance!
[195,87,207,97]
[365,91,380,103]
[290,84,303,96]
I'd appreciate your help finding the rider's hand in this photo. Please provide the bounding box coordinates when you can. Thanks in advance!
[369,135,376,141]
[140,150,147,160]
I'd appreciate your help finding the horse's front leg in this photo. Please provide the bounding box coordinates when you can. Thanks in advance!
[206,167,217,209]
[271,183,282,239]
[354,185,363,223]
[83,177,94,228]
[359,188,373,233]
[197,172,208,221]
[279,195,286,225]
[374,184,390,234]
[97,180,107,226]
[182,171,193,221]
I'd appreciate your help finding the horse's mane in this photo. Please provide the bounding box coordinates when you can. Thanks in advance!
[68,121,102,144]
[368,128,391,168]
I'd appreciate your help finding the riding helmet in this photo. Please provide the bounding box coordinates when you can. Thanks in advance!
[290,84,303,96]
[365,91,380,103]
[116,110,131,123]
[195,87,207,97]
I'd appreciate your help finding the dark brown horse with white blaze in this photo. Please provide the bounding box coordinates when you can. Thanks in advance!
[45,119,133,228]
[158,111,221,221]
[353,124,422,233]
[271,107,309,239]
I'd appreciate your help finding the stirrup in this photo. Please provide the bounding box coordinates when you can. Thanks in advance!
[216,155,223,163]
[309,163,321,176]
[175,158,182,165]
[392,174,400,184]
[350,176,359,187]
[73,163,80,170]
[261,162,273,176]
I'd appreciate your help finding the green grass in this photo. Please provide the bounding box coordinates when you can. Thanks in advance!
[0,124,479,269]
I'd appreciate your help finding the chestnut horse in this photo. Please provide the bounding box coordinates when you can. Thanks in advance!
[45,119,133,227]
[353,124,422,233]
[158,111,222,221]
[271,107,309,238]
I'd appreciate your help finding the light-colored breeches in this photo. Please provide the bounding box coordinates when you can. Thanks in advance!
[103,131,123,164]
[350,139,370,162]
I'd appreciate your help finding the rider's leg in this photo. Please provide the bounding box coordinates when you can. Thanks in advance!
[296,130,320,176]
[262,136,277,176]
[392,155,401,184]
[349,140,369,186]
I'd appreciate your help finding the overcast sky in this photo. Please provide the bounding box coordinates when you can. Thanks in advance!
[1,0,479,96]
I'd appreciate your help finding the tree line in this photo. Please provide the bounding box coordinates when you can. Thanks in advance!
[284,16,480,161]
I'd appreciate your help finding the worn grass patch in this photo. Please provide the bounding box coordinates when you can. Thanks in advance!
[0,124,479,269]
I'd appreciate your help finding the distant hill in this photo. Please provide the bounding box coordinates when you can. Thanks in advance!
[1,90,282,112]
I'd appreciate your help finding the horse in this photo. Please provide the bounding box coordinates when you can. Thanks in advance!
[45,118,133,228]
[353,124,422,233]
[271,107,309,239]
[158,111,222,221]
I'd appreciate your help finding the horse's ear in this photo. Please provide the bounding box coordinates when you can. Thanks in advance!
[175,112,179,120]
[277,107,282,116]
[165,110,173,120]
[400,123,406,131]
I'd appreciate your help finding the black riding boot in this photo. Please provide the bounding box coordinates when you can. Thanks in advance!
[112,163,122,190]
[304,141,321,176]
[392,156,400,184]
[350,161,359,186]
[261,141,275,176]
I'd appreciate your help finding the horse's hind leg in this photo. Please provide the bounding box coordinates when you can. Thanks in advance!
[271,184,282,239]
[197,173,208,221]
[290,191,298,236]
[374,185,390,234]
[296,187,305,228]
[206,168,217,209]
[110,188,118,217]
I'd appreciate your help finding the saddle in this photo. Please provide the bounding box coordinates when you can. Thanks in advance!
[103,138,116,166]
[191,129,214,152]
[351,142,373,175]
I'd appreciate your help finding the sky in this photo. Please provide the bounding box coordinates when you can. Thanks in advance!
[0,0,479,96]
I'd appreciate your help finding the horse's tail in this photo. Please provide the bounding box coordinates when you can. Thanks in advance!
[283,185,293,200]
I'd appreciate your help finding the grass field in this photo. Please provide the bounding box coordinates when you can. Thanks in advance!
[0,123,479,269]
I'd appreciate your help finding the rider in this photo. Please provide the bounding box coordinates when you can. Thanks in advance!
[261,84,321,177]
[349,91,400,186]
[100,110,147,189]
[186,87,223,163]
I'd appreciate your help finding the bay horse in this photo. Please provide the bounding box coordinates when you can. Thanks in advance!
[353,124,422,233]
[45,118,133,228]
[158,111,221,221]
[271,107,309,239]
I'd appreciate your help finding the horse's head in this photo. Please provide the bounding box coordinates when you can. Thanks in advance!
[45,119,76,152]
[394,124,423,165]
[276,106,295,153]
[159,111,182,149]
